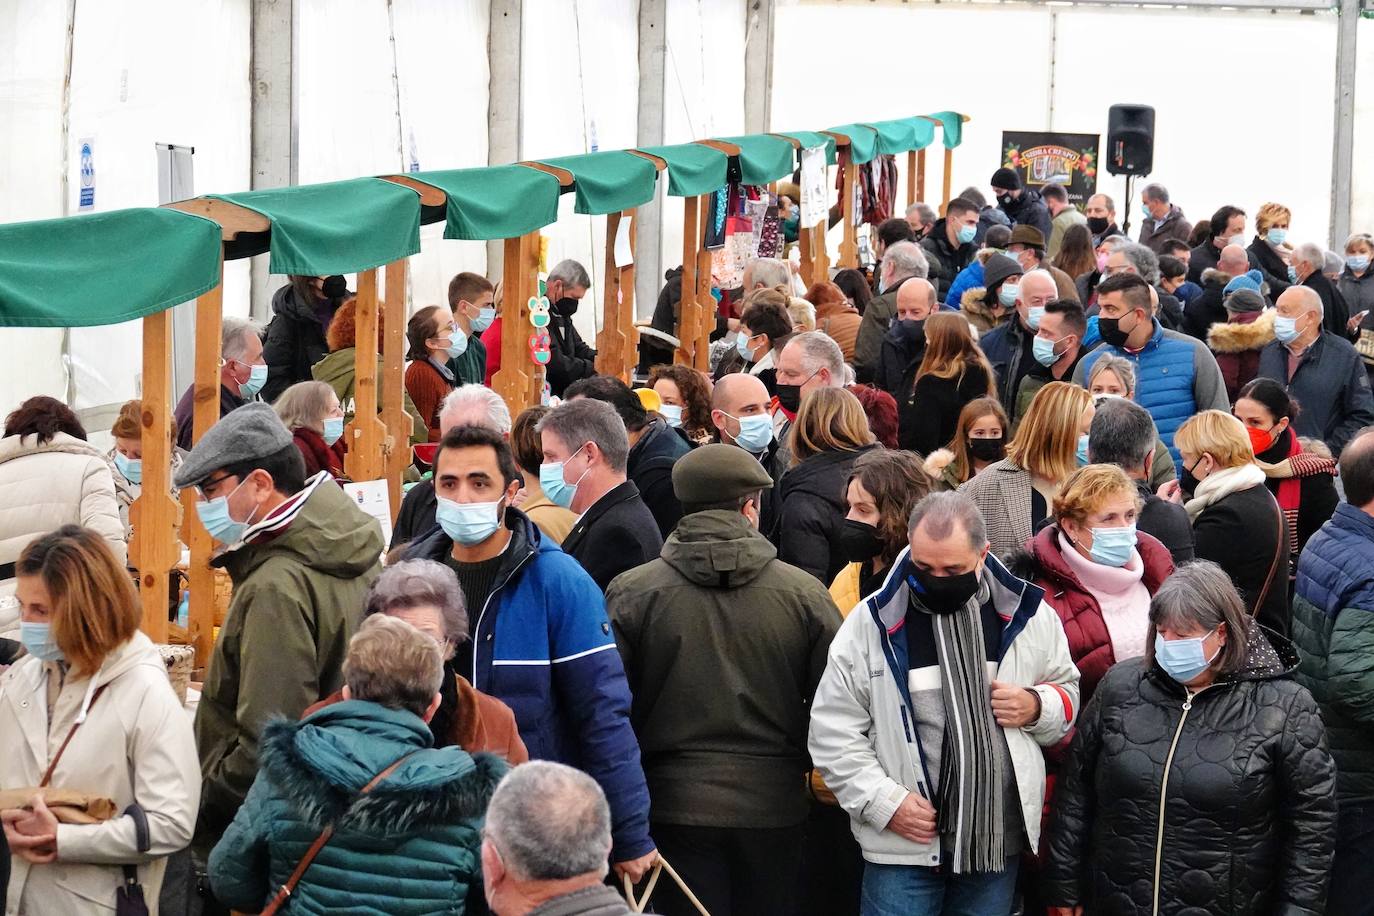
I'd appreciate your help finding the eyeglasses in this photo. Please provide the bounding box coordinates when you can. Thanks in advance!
[195,473,236,501]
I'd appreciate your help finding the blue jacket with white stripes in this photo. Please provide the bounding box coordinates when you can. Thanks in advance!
[404,507,654,861]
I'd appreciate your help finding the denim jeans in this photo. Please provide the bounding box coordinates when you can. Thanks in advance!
[860,856,1019,916]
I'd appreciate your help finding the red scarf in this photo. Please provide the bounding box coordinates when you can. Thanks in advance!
[1265,428,1336,557]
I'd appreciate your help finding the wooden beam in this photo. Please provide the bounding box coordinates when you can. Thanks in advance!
[344,269,386,482]
[596,211,629,380]
[181,263,223,669]
[161,198,270,240]
[619,211,638,382]
[131,309,176,644]
[941,148,954,216]
[676,198,699,367]
[917,149,927,203]
[381,259,409,520]
[493,236,531,418]
[693,139,741,156]
[379,174,447,207]
[839,155,857,269]
[906,150,917,208]
[694,195,713,373]
[517,162,575,187]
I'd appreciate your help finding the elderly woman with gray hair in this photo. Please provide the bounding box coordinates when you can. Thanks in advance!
[1045,561,1336,916]
[304,559,528,763]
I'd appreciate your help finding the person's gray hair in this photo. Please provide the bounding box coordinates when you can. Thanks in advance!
[748,257,791,290]
[485,761,612,882]
[537,397,629,473]
[341,615,444,718]
[1141,183,1169,205]
[1145,561,1250,676]
[548,259,591,290]
[907,491,988,551]
[364,558,468,647]
[957,186,987,209]
[1102,235,1132,253]
[1343,232,1374,252]
[272,380,335,435]
[222,317,260,362]
[1323,250,1345,277]
[1088,397,1156,471]
[440,384,512,435]
[1294,242,1325,272]
[1121,242,1161,285]
[788,298,816,331]
[785,331,845,382]
[1089,193,1116,213]
[1090,354,1137,394]
[883,241,929,282]
[906,202,937,225]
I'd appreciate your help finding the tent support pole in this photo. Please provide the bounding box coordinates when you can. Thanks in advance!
[131,309,176,643]
[494,235,530,418]
[906,151,916,208]
[676,198,699,367]
[941,148,953,216]
[345,269,385,482]
[917,149,927,204]
[381,258,409,520]
[619,211,638,381]
[840,156,857,268]
[182,259,223,669]
[694,195,712,372]
[596,211,629,380]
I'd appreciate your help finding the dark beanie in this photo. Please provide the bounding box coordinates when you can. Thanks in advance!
[991,168,1022,191]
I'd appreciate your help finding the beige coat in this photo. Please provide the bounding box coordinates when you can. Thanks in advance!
[0,434,125,638]
[0,632,200,914]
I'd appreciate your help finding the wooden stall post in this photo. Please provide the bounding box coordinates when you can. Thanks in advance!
[596,211,629,380]
[130,309,177,643]
[618,211,637,381]
[839,154,858,269]
[180,271,223,668]
[694,194,713,372]
[676,196,700,367]
[522,231,546,406]
[381,258,409,520]
[917,149,927,203]
[493,235,531,418]
[906,150,917,208]
[941,147,954,216]
[797,223,815,288]
[345,269,386,482]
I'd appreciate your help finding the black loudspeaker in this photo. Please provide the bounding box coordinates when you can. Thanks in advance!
[1106,104,1155,176]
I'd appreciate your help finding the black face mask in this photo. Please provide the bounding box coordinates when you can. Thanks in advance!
[888,318,926,348]
[1097,312,1139,349]
[839,519,885,564]
[552,296,580,318]
[321,275,348,299]
[968,436,1005,463]
[907,563,982,615]
[1087,216,1110,235]
[1180,456,1205,497]
[775,383,802,415]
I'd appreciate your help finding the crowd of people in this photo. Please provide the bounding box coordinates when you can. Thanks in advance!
[3,175,1374,916]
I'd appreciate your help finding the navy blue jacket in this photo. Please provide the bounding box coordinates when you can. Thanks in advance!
[1257,331,1374,457]
[404,508,653,860]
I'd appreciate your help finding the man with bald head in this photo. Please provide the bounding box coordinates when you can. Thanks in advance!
[1258,285,1374,456]
[981,269,1058,412]
[875,278,937,398]
[1184,243,1254,339]
[713,371,784,528]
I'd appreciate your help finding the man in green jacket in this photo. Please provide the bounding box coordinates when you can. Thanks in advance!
[605,444,841,916]
[174,402,384,863]
[446,270,495,386]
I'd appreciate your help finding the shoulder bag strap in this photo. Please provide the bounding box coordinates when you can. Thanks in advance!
[1252,488,1286,619]
[260,749,419,916]
[39,682,111,788]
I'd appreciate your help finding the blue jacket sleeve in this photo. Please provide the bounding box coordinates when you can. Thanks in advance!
[207,774,273,911]
[946,261,984,308]
[547,566,654,861]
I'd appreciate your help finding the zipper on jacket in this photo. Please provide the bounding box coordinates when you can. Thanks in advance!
[1151,685,1213,916]
[470,547,536,685]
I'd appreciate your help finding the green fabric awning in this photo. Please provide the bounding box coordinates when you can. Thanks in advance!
[771,132,837,165]
[208,178,421,275]
[530,152,659,215]
[634,144,729,197]
[928,111,966,149]
[411,165,562,240]
[0,207,222,328]
[825,123,879,165]
[863,117,937,155]
[716,135,796,186]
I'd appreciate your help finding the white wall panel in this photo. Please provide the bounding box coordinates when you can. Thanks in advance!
[1350,17,1374,239]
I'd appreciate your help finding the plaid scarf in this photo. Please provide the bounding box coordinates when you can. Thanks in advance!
[1257,428,1336,559]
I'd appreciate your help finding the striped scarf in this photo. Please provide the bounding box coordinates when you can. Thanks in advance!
[913,581,1007,874]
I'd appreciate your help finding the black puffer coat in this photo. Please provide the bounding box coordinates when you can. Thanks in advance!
[1045,623,1336,916]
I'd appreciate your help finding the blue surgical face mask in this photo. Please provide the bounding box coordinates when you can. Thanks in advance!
[736,332,756,361]
[20,621,64,663]
[472,307,497,333]
[1088,524,1136,567]
[114,451,142,485]
[436,496,504,546]
[999,283,1020,307]
[1273,314,1301,345]
[1287,265,1299,283]
[1141,203,1152,219]
[1154,629,1220,684]
[1267,228,1288,246]
[956,224,977,245]
[726,411,774,453]
[1032,334,1061,367]
[1347,255,1370,273]
[1027,305,1045,330]
[659,404,683,428]
[195,478,256,546]
[446,327,468,358]
[1076,433,1091,467]
[322,416,345,446]
[539,445,588,509]
[239,363,268,399]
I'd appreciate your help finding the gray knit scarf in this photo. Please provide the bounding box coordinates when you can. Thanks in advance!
[911,578,1007,874]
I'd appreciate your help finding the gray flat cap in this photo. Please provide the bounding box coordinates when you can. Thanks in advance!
[174,402,294,488]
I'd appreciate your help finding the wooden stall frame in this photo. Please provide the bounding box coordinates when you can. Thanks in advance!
[343,269,386,482]
[694,194,712,373]
[128,307,177,642]
[381,259,408,519]
[823,131,859,269]
[939,114,972,216]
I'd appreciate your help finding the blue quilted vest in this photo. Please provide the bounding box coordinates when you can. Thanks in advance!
[1081,321,1197,468]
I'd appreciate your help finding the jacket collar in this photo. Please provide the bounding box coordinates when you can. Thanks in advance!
[569,480,640,537]
[1332,501,1374,539]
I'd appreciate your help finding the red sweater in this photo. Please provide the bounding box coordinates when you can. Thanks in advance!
[404,358,453,442]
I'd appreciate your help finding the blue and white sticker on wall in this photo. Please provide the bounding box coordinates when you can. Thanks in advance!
[78,137,95,211]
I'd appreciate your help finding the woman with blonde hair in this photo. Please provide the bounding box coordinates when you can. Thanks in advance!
[899,312,996,455]
[924,397,1009,491]
[774,387,879,582]
[106,399,183,540]
[1161,408,1289,634]
[0,525,199,911]
[1249,201,1294,297]
[959,381,1094,559]
[274,380,347,480]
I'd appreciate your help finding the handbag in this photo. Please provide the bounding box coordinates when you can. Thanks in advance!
[622,855,711,915]
[260,749,419,915]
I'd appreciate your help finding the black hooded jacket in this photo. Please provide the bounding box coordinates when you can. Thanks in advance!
[1046,625,1336,916]
[262,283,344,403]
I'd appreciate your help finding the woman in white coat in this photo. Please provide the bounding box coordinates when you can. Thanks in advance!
[0,397,125,642]
[0,526,199,914]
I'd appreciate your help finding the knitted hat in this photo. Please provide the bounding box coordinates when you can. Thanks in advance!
[174,402,294,488]
[991,168,1022,191]
[1224,288,1267,315]
[1009,224,1047,250]
[673,443,774,505]
[1223,269,1264,297]
[982,254,1024,292]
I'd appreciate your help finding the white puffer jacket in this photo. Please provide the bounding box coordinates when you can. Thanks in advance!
[0,433,126,637]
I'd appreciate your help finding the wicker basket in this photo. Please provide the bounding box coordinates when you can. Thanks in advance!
[158,645,195,706]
